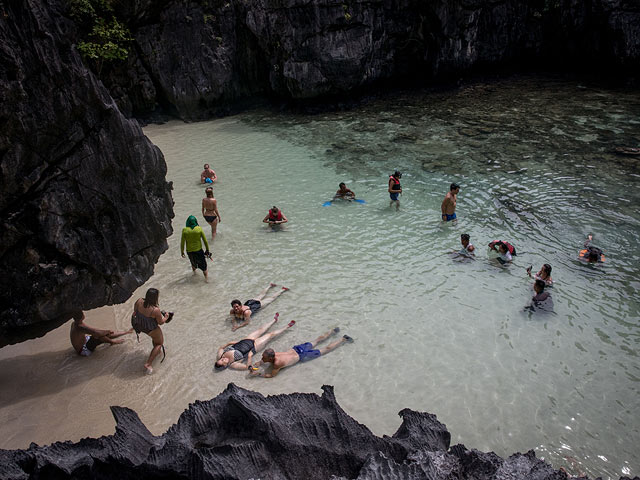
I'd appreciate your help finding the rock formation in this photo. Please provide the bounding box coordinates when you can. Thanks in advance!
[0,0,174,346]
[0,384,636,480]
[97,0,640,121]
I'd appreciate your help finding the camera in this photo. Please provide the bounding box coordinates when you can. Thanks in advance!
[162,311,175,323]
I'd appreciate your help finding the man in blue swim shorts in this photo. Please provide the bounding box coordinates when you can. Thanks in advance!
[248,327,354,378]
[441,182,459,222]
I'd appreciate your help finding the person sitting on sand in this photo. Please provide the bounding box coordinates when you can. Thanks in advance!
[335,182,355,200]
[70,311,133,357]
[230,282,289,331]
[214,313,296,371]
[248,327,353,378]
[527,263,553,286]
[201,163,217,184]
[263,206,288,226]
[578,234,605,263]
[488,240,516,264]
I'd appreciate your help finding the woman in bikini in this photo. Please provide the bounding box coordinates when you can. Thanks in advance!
[131,288,172,375]
[202,187,221,239]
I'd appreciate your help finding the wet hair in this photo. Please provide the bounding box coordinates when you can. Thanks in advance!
[496,241,507,252]
[204,163,209,169]
[72,311,84,321]
[534,279,546,292]
[393,170,402,178]
[263,348,276,361]
[214,360,227,371]
[461,233,470,242]
[271,206,279,211]
[231,299,242,307]
[339,182,346,188]
[542,264,552,275]
[587,250,599,261]
[205,187,213,197]
[450,183,460,191]
[144,288,159,308]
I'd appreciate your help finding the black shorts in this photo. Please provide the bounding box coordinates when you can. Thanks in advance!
[187,249,207,271]
[244,299,261,315]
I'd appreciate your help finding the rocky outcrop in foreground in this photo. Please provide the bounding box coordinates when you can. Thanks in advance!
[0,1,174,346]
[0,384,636,480]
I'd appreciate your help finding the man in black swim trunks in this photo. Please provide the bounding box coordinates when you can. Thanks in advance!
[229,282,289,331]
[214,313,296,370]
[69,311,133,356]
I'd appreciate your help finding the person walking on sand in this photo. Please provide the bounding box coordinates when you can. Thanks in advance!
[202,187,221,239]
[388,171,402,210]
[441,183,460,222]
[230,282,289,331]
[181,215,210,282]
[201,163,217,184]
[214,313,296,371]
[248,327,354,378]
[70,311,133,356]
[131,288,174,375]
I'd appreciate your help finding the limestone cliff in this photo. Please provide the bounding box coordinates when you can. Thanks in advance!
[0,0,174,347]
[0,384,636,480]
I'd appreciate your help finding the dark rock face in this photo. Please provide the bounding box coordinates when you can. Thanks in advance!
[97,0,640,121]
[0,0,174,346]
[0,384,636,480]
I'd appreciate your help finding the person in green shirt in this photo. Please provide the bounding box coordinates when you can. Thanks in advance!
[180,215,210,282]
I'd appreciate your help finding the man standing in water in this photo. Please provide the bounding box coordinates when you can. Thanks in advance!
[200,163,217,183]
[202,187,221,239]
[70,311,133,356]
[180,215,210,282]
[441,183,460,222]
[388,171,402,210]
[248,327,353,378]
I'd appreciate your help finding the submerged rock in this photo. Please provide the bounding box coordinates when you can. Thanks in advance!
[0,1,174,346]
[0,384,634,480]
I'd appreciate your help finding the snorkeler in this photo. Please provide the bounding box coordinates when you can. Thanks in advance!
[214,313,296,371]
[263,206,288,226]
[388,171,402,210]
[230,282,289,331]
[526,263,553,286]
[578,234,605,263]
[248,327,354,378]
[488,240,517,264]
[441,183,460,222]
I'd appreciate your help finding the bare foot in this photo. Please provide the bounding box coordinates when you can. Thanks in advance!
[281,286,289,291]
[126,328,134,334]
[111,338,125,345]
[144,365,153,375]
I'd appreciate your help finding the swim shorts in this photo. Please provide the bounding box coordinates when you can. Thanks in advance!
[443,213,457,221]
[80,335,92,356]
[187,249,207,271]
[243,299,262,315]
[389,193,399,201]
[293,342,322,362]
[204,215,217,223]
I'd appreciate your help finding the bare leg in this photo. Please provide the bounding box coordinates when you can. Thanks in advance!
[310,327,340,348]
[211,219,218,239]
[253,321,295,350]
[259,286,289,308]
[254,282,277,302]
[246,315,279,340]
[319,336,350,355]
[144,328,164,375]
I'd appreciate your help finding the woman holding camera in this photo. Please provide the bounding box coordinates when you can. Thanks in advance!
[131,288,172,375]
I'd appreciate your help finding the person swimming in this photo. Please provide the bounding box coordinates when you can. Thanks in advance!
[335,182,355,200]
[579,234,605,263]
[488,240,516,264]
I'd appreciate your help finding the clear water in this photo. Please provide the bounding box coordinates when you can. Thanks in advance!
[0,75,638,479]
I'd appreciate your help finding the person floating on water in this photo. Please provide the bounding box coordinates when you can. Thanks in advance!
[335,182,355,200]
[200,163,217,184]
[70,311,133,357]
[214,313,296,371]
[248,327,353,378]
[202,187,221,240]
[488,240,517,264]
[180,215,211,282]
[131,288,174,375]
[230,282,289,331]
[527,263,553,286]
[388,171,402,210]
[441,182,460,222]
[263,206,288,226]
[578,234,605,263]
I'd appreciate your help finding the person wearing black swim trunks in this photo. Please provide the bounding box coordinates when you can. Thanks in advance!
[214,314,296,370]
[229,282,289,331]
[69,311,133,357]
[131,288,172,375]
[248,327,354,378]
[202,187,221,240]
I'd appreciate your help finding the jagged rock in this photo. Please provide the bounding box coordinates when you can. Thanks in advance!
[0,0,174,346]
[0,384,636,480]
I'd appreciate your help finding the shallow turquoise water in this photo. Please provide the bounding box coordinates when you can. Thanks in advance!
[134,76,640,479]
